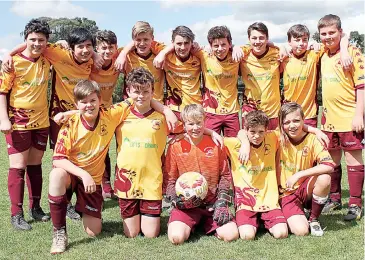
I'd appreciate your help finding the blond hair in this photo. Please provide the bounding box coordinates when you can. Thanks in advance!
[181,104,205,123]
[132,21,154,39]
[73,80,100,102]
[278,102,304,146]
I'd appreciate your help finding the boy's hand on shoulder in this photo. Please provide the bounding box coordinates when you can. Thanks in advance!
[93,53,104,70]
[153,52,166,69]
[232,45,244,62]
[1,55,14,73]
[352,115,364,133]
[55,40,70,50]
[0,119,12,134]
[238,144,250,165]
[340,49,353,71]
[115,53,127,72]
[190,42,201,55]
[286,172,302,189]
[315,130,329,149]
[211,131,224,149]
[81,171,96,194]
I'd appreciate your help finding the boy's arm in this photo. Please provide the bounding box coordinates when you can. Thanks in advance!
[114,40,135,72]
[92,51,104,70]
[0,95,12,134]
[150,100,179,132]
[237,129,251,164]
[53,110,79,125]
[1,43,27,73]
[302,124,329,149]
[53,159,96,193]
[339,33,352,71]
[286,164,333,189]
[353,88,364,133]
[153,43,174,69]
[203,128,223,148]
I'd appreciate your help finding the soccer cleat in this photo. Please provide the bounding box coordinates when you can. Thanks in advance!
[344,205,362,221]
[66,203,81,220]
[309,220,324,236]
[11,213,32,231]
[29,207,51,222]
[50,228,68,254]
[321,199,342,214]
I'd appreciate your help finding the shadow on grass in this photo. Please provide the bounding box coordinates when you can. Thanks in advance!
[102,198,119,210]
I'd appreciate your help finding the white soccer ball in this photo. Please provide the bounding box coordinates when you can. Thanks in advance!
[175,172,208,200]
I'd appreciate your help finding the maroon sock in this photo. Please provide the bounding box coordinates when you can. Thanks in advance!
[330,165,342,202]
[309,197,326,221]
[8,168,26,216]
[102,153,112,193]
[48,193,68,230]
[26,164,43,209]
[348,165,364,207]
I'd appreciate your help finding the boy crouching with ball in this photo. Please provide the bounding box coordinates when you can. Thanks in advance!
[164,104,239,245]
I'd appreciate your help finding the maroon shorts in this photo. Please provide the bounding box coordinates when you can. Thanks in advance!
[236,209,286,230]
[205,112,240,137]
[304,118,318,128]
[49,119,61,149]
[5,128,48,155]
[69,175,103,219]
[324,131,364,151]
[279,177,316,219]
[118,199,162,219]
[168,207,235,234]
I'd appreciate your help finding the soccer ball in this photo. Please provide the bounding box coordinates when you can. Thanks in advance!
[175,172,208,200]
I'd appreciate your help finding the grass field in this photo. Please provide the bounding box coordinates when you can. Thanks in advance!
[0,135,363,260]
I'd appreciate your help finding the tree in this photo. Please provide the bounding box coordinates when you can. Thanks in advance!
[21,17,99,43]
[113,74,125,103]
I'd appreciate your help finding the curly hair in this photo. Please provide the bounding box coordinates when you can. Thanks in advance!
[23,19,51,40]
[125,67,154,91]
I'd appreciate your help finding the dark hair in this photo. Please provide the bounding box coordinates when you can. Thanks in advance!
[278,102,304,145]
[67,27,95,50]
[244,110,269,129]
[287,24,310,41]
[207,26,232,45]
[95,30,117,45]
[172,26,195,42]
[318,14,342,30]
[23,19,51,40]
[125,67,154,91]
[247,22,269,38]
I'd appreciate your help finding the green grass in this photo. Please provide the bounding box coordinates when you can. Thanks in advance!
[0,135,363,260]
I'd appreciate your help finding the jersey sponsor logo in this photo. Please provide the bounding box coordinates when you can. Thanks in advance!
[302,145,310,157]
[61,76,85,85]
[204,146,214,157]
[206,69,234,79]
[247,72,277,81]
[123,137,159,149]
[166,70,196,81]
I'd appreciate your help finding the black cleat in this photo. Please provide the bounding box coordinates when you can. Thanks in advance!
[11,213,32,231]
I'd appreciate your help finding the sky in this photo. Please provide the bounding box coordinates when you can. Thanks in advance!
[0,0,364,60]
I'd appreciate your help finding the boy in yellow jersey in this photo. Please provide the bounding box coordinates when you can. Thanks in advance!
[48,80,133,254]
[115,21,165,103]
[165,104,239,244]
[281,24,350,127]
[0,19,51,230]
[317,14,364,221]
[240,22,281,130]
[90,30,121,199]
[278,103,334,236]
[151,25,202,118]
[225,111,288,240]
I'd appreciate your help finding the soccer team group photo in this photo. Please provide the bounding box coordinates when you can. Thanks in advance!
[0,7,363,258]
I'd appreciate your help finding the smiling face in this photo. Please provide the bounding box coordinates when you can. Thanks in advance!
[173,35,192,59]
[96,41,117,61]
[289,35,309,56]
[73,40,93,63]
[134,32,153,57]
[25,32,47,58]
[282,109,304,141]
[184,117,204,142]
[248,30,268,56]
[246,125,266,146]
[210,37,231,60]
[76,92,100,122]
[319,24,342,53]
[127,84,153,111]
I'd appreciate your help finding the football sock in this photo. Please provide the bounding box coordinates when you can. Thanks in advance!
[26,164,42,209]
[8,168,26,216]
[329,165,342,202]
[348,165,364,207]
[49,193,68,230]
[309,194,328,221]
[102,152,112,193]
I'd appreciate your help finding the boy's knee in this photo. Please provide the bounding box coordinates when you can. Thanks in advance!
[272,229,288,239]
[142,228,160,238]
[169,233,186,245]
[85,227,101,237]
[291,226,309,236]
[220,229,239,242]
[49,168,67,182]
[317,174,331,186]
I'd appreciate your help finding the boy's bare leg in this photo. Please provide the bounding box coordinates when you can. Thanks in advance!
[287,215,309,236]
[123,215,141,238]
[83,214,102,237]
[216,221,239,242]
[168,221,191,245]
[238,225,256,240]
[141,215,160,238]
[269,223,288,239]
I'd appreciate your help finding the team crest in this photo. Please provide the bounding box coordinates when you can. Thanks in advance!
[264,144,271,155]
[100,124,108,136]
[151,119,162,130]
[302,145,310,157]
[204,147,214,157]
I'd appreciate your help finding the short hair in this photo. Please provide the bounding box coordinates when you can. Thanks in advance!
[67,27,95,50]
[244,110,269,129]
[287,24,310,41]
[318,14,342,30]
[132,21,154,39]
[73,80,100,102]
[278,102,304,145]
[95,30,117,45]
[125,67,154,91]
[181,104,205,123]
[247,22,269,38]
[172,26,195,42]
[207,26,232,45]
[23,19,51,40]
